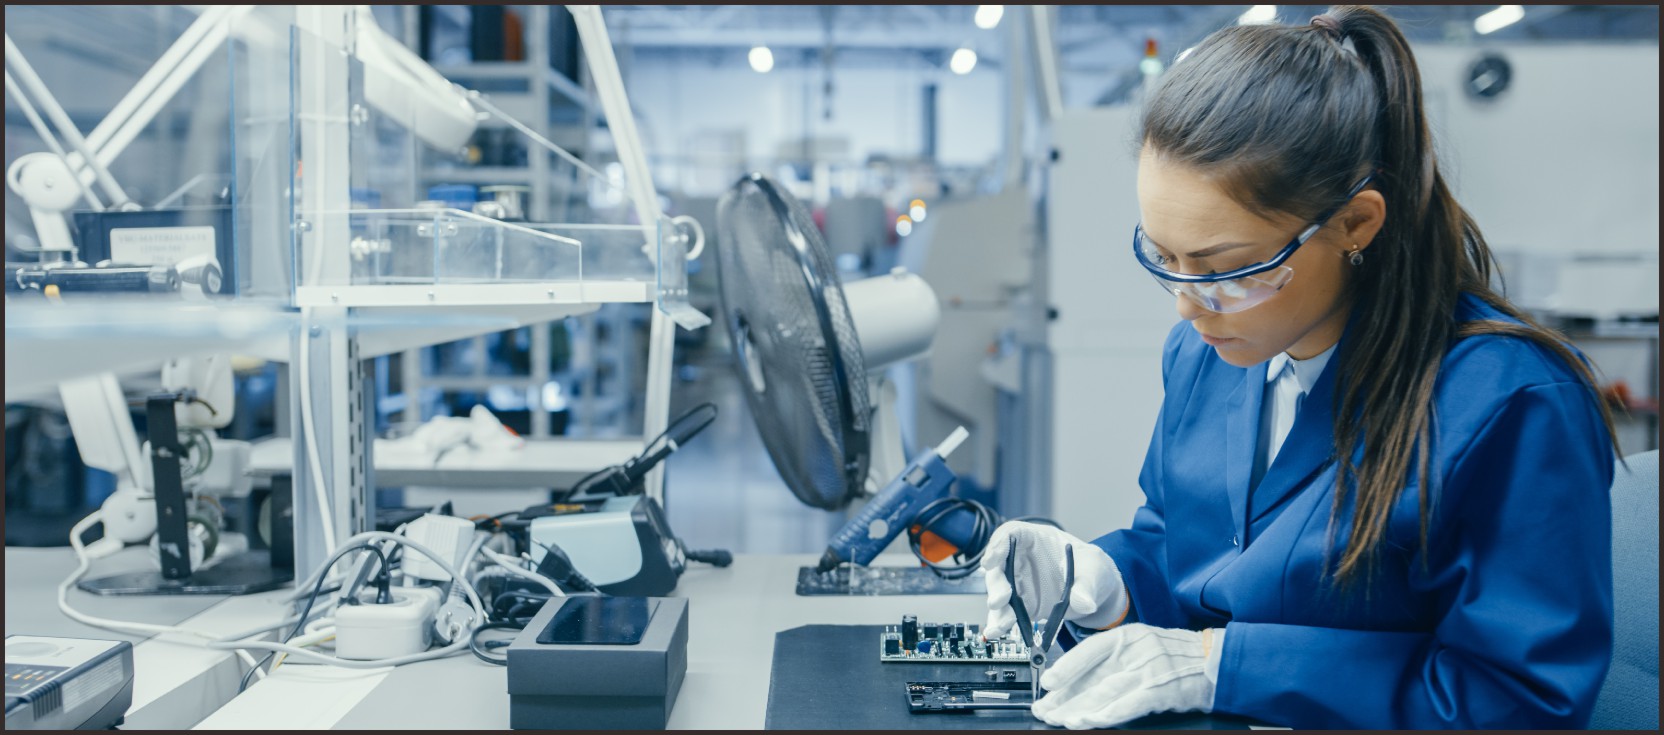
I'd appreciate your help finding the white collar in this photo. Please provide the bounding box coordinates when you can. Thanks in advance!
[1265,341,1338,394]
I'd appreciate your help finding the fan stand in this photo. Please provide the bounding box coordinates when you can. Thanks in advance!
[798,375,987,596]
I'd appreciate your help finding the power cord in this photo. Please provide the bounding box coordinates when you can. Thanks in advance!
[468,621,525,666]
[239,543,389,692]
[906,499,1062,580]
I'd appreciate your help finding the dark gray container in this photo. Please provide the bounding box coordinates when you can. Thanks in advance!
[506,596,688,730]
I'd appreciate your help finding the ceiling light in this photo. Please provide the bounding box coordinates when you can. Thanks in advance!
[950,47,978,75]
[1238,5,1277,25]
[1474,5,1524,35]
[974,5,1004,30]
[749,46,774,73]
[896,215,913,237]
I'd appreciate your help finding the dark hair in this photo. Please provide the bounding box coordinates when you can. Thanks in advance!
[1139,6,1619,590]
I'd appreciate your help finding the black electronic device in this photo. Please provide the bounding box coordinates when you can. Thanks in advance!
[905,681,1034,713]
[535,597,652,646]
[12,263,181,295]
[5,636,134,730]
[72,207,239,294]
[507,597,688,730]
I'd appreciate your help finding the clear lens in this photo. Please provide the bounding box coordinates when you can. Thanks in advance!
[1149,267,1294,313]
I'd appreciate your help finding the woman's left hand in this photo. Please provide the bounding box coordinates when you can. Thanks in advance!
[1031,623,1223,730]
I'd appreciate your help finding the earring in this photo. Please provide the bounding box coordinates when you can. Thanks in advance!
[1348,247,1364,266]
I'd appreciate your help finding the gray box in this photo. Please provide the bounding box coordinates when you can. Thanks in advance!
[506,597,688,730]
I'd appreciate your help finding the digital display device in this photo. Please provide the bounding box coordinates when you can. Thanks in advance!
[535,597,654,646]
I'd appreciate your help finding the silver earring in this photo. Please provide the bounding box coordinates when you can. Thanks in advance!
[1348,248,1364,266]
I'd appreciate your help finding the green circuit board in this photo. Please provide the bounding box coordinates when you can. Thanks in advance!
[878,617,1031,663]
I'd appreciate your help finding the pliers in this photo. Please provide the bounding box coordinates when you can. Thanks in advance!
[1005,536,1074,704]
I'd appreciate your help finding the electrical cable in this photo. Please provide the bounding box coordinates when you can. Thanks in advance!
[906,497,1001,580]
[904,500,1063,580]
[65,514,500,691]
[468,621,525,666]
[480,547,566,598]
[240,542,384,692]
[204,530,490,669]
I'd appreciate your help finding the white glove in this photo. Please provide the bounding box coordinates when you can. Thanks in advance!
[980,522,1128,641]
[1031,623,1224,730]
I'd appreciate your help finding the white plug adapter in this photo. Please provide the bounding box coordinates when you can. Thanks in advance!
[400,514,475,583]
[334,587,441,660]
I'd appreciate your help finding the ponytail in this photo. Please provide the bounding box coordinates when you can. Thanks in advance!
[1141,6,1620,593]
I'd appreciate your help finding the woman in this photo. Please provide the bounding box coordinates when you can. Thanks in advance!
[981,6,1620,730]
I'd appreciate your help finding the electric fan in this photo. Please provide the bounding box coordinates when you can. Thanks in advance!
[717,174,1002,595]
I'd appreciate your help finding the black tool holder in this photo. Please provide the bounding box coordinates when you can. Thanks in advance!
[78,391,293,596]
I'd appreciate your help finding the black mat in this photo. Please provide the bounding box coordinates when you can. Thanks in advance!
[765,625,1262,730]
[795,566,987,596]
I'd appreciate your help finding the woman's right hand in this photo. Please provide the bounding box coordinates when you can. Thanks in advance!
[981,521,1129,640]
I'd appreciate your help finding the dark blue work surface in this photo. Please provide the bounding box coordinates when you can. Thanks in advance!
[766,625,1266,730]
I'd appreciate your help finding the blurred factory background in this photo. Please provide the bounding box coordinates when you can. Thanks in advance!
[7,5,1658,554]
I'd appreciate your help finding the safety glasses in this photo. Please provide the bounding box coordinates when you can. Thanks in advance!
[1133,173,1375,313]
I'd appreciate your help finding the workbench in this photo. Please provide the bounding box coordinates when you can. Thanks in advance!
[7,549,1276,729]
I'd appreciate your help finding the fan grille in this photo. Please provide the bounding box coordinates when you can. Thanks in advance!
[714,174,870,510]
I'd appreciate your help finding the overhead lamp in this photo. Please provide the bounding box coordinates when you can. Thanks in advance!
[1474,5,1524,35]
[950,47,978,75]
[896,215,913,237]
[974,5,1005,30]
[1238,5,1277,25]
[1139,38,1163,76]
[749,46,774,73]
[909,199,927,222]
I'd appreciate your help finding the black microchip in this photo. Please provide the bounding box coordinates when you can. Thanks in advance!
[885,636,901,656]
[923,624,939,640]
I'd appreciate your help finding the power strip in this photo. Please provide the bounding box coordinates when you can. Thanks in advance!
[334,587,441,660]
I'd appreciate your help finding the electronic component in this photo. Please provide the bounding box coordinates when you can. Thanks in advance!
[72,207,239,293]
[879,617,1030,663]
[5,636,134,730]
[507,597,688,730]
[905,681,1033,713]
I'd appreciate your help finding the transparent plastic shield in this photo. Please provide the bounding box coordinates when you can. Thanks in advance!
[331,207,581,285]
[657,215,711,329]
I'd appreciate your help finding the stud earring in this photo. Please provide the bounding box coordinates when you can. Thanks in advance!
[1348,246,1364,266]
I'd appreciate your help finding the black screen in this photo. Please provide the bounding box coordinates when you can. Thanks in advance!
[536,597,653,645]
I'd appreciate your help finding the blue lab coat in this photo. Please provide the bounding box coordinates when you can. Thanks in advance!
[1093,293,1615,729]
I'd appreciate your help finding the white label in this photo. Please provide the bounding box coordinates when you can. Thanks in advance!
[109,226,216,265]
